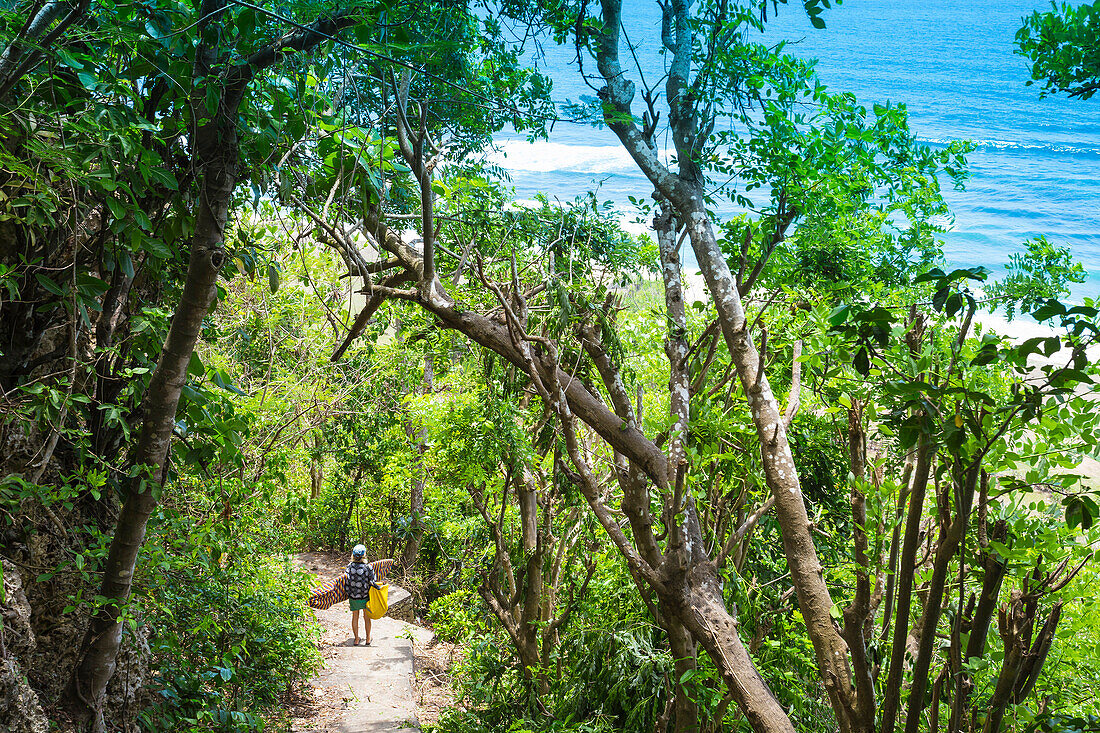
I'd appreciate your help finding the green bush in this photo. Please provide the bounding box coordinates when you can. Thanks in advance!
[428,588,485,643]
[431,624,674,733]
[554,627,673,733]
[136,509,321,732]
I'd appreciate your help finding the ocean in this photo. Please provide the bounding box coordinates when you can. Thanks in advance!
[491,0,1100,300]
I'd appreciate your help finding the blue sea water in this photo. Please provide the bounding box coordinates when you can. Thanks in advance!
[493,0,1100,297]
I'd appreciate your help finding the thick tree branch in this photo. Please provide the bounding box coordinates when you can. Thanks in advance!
[595,0,686,202]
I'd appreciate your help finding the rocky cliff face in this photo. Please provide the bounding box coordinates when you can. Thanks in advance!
[2,558,49,733]
[1,422,149,732]
[1,527,150,732]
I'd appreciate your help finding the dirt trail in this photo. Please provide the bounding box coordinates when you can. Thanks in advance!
[295,553,435,733]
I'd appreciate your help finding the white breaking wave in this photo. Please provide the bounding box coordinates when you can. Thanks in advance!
[494,138,1100,181]
[490,140,645,175]
[919,137,1100,158]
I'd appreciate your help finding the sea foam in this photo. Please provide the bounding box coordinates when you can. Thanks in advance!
[919,137,1100,159]
[490,140,664,175]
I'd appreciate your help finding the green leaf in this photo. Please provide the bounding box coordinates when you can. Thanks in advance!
[946,266,990,282]
[187,352,204,377]
[932,287,949,312]
[1032,299,1066,321]
[56,49,84,70]
[141,237,171,259]
[105,197,127,220]
[1065,495,1096,530]
[267,263,280,294]
[237,7,257,38]
[914,267,946,285]
[971,344,999,366]
[35,274,65,297]
[944,291,963,317]
[1017,337,1046,359]
[827,304,850,327]
[76,273,109,302]
[211,369,245,395]
[147,168,178,191]
[118,251,134,279]
[854,347,870,375]
[133,209,152,232]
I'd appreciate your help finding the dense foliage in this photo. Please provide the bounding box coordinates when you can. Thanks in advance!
[1017,0,1100,99]
[1,1,1099,733]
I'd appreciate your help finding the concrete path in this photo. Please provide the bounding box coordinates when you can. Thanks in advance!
[300,559,434,733]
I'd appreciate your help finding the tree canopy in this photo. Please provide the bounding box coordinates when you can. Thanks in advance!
[1017,0,1100,99]
[1,2,1099,733]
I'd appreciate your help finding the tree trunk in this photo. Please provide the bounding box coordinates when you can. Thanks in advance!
[664,503,795,733]
[70,83,236,731]
[667,619,700,733]
[879,450,917,644]
[903,464,980,733]
[357,137,790,730]
[65,4,361,722]
[0,0,87,98]
[953,519,1008,722]
[680,193,859,731]
[0,2,69,78]
[841,404,876,733]
[654,199,700,733]
[70,3,238,720]
[589,0,861,725]
[310,430,324,501]
[518,468,547,693]
[401,352,432,571]
[880,435,933,733]
[981,594,1062,733]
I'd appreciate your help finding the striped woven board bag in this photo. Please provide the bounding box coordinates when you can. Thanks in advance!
[308,574,348,610]
[308,559,393,610]
[369,558,395,583]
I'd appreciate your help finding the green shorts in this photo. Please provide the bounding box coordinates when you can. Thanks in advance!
[350,599,368,611]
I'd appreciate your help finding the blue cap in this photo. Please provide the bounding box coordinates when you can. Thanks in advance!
[352,544,366,557]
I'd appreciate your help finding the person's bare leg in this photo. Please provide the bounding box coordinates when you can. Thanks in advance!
[351,609,360,645]
[364,615,372,645]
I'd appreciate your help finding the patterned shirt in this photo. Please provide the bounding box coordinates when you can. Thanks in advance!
[346,561,377,600]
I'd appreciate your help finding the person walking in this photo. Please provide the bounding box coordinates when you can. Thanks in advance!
[346,544,378,645]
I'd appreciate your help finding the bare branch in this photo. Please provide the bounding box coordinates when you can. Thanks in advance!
[718,495,775,567]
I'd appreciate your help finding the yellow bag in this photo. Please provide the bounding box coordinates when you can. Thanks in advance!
[366,584,389,619]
